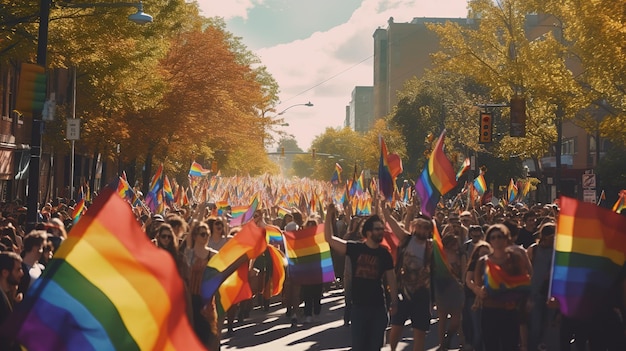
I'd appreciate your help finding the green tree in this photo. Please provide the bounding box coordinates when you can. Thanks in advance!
[427,0,584,163]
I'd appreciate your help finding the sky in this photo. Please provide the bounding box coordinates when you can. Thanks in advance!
[194,0,469,150]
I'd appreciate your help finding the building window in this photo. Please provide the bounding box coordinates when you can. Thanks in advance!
[562,137,576,155]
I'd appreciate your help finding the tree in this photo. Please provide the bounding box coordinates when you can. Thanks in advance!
[533,0,626,147]
[427,0,584,162]
[291,124,406,182]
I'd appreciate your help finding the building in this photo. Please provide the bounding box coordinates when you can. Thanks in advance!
[346,86,374,133]
[372,16,470,119]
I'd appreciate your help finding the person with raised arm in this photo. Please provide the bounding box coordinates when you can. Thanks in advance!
[324,204,397,351]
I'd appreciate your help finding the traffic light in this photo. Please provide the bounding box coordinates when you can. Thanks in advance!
[312,148,316,159]
[15,63,47,117]
[479,112,493,143]
[280,147,285,157]
[510,96,526,137]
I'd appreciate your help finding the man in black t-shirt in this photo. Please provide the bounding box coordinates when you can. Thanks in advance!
[324,204,397,351]
[516,212,537,249]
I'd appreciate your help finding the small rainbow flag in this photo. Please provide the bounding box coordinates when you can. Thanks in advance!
[612,190,626,213]
[216,200,229,215]
[508,178,518,203]
[283,223,335,285]
[163,175,174,203]
[432,222,455,284]
[331,163,342,185]
[484,258,530,296]
[415,130,457,217]
[456,157,471,181]
[116,176,131,201]
[378,136,403,201]
[265,225,284,247]
[72,198,85,224]
[4,188,203,350]
[550,196,626,319]
[473,173,487,195]
[277,206,290,219]
[149,164,163,193]
[189,161,210,177]
[229,195,259,227]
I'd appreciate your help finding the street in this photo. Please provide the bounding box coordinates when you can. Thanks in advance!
[220,287,464,351]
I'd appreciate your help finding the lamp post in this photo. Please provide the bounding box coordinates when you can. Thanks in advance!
[27,0,152,230]
[277,101,314,115]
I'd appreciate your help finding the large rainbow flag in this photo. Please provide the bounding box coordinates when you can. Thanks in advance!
[550,196,626,319]
[415,130,457,217]
[201,221,267,310]
[3,188,204,350]
[283,224,335,285]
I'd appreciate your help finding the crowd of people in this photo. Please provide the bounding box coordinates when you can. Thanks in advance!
[1,191,626,351]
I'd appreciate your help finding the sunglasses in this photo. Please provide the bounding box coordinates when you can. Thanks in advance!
[372,227,385,231]
[198,232,208,238]
[159,234,173,239]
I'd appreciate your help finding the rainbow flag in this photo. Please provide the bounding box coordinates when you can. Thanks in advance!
[116,176,131,201]
[3,188,203,350]
[276,206,290,219]
[163,175,174,203]
[229,195,259,227]
[265,225,284,247]
[201,221,267,313]
[215,263,254,316]
[149,164,163,193]
[456,157,471,181]
[188,161,210,177]
[432,222,455,285]
[72,199,85,224]
[283,224,335,285]
[484,259,530,296]
[216,200,229,215]
[508,178,518,203]
[267,245,287,297]
[521,179,532,197]
[550,196,626,319]
[330,163,342,185]
[415,130,457,217]
[612,190,626,213]
[378,136,403,201]
[473,173,487,195]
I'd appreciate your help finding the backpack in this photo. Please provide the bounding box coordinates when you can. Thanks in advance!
[395,235,433,294]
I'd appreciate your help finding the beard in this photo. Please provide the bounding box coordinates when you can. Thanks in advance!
[7,274,20,286]
[371,234,384,243]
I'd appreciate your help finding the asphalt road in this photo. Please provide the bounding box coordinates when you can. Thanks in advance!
[218,287,502,351]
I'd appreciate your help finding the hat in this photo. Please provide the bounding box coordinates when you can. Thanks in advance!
[152,214,165,222]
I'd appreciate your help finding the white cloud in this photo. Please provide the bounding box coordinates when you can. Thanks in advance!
[197,0,468,149]
[193,0,263,20]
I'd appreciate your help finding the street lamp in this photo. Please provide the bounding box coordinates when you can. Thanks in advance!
[27,0,153,230]
[277,101,314,115]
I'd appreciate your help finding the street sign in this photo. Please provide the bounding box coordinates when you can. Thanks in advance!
[66,118,80,140]
[582,173,596,189]
[583,189,596,203]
